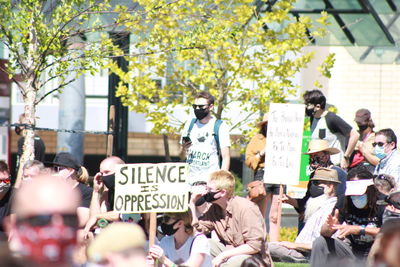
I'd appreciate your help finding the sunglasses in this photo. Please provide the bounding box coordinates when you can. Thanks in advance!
[311,180,328,186]
[372,142,387,147]
[0,178,11,184]
[162,216,177,223]
[17,213,78,227]
[192,104,209,110]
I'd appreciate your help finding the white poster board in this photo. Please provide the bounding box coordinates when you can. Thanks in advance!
[264,103,305,185]
[114,163,190,213]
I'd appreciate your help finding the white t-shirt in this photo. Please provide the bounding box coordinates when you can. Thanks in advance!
[160,234,212,267]
[181,117,231,184]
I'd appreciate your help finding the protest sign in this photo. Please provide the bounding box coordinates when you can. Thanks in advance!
[114,163,190,213]
[264,103,305,185]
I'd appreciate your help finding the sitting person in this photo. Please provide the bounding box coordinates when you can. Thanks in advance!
[148,209,212,267]
[269,168,339,263]
[190,170,272,267]
[310,166,384,266]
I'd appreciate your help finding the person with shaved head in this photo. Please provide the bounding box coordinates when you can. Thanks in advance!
[10,175,81,267]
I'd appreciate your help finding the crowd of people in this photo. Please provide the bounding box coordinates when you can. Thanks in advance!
[0,89,399,267]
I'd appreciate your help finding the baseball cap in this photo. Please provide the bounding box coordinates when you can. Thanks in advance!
[304,139,340,155]
[345,179,374,196]
[52,152,80,171]
[87,223,146,263]
[355,109,371,124]
[310,167,341,184]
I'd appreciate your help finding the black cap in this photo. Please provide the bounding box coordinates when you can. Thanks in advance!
[53,152,80,171]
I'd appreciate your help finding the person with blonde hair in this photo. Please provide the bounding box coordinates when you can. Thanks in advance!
[190,170,272,267]
[149,209,212,267]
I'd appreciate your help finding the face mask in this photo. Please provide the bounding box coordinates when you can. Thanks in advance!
[351,194,368,209]
[16,223,77,264]
[195,191,221,206]
[160,220,179,236]
[15,126,22,135]
[386,197,400,210]
[102,174,115,190]
[305,107,315,117]
[374,145,387,160]
[310,183,325,198]
[194,108,209,120]
[0,182,11,199]
[358,125,368,132]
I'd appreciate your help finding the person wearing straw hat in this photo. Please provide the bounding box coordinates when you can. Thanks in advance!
[281,139,347,232]
[269,167,339,263]
[310,166,384,266]
[245,113,282,242]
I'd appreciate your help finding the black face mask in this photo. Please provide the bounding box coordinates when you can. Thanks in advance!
[160,220,179,236]
[15,126,22,135]
[195,191,221,206]
[194,108,209,120]
[102,174,115,190]
[358,124,368,132]
[305,107,315,117]
[310,183,324,198]
[386,197,400,210]
[383,209,400,224]
[103,174,115,209]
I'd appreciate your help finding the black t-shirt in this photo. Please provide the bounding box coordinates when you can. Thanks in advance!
[311,112,352,137]
[0,189,13,234]
[76,183,93,208]
[339,199,384,257]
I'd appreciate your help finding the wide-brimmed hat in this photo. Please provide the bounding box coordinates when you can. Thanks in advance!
[52,152,80,171]
[87,223,146,263]
[304,139,340,155]
[310,167,341,184]
[345,179,374,196]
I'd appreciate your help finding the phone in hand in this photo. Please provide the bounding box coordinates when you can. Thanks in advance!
[182,136,191,143]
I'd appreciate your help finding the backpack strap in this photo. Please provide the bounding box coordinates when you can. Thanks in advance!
[213,119,223,168]
[187,118,197,137]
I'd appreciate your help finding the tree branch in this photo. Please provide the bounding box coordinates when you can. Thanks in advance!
[35,78,77,105]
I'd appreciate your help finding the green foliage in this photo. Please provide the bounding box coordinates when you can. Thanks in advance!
[112,0,332,138]
[0,0,119,103]
[279,227,298,242]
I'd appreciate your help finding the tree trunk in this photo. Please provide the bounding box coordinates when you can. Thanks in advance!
[163,134,172,162]
[16,88,36,186]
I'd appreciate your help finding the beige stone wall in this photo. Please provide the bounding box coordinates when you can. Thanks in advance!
[301,46,400,137]
[10,131,242,157]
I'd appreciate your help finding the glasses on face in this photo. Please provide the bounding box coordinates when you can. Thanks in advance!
[192,104,209,110]
[0,178,11,184]
[372,142,387,147]
[311,180,328,186]
[17,213,78,227]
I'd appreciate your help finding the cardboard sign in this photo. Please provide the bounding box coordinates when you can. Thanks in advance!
[114,163,190,213]
[264,103,305,185]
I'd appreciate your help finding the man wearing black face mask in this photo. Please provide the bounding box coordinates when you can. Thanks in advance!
[281,140,347,232]
[349,109,379,173]
[180,91,231,185]
[303,90,359,169]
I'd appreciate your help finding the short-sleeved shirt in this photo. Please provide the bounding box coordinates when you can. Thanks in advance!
[181,118,230,184]
[338,199,384,257]
[311,112,352,165]
[160,234,212,267]
[194,196,272,266]
[374,150,400,184]
[76,183,93,208]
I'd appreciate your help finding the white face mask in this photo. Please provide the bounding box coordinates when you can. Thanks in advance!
[351,194,368,209]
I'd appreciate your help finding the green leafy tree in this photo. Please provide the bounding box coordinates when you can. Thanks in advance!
[0,0,130,184]
[112,0,332,144]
